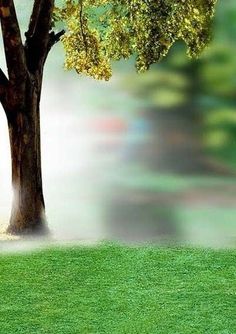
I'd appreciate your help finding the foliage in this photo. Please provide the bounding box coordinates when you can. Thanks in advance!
[117,0,236,169]
[54,0,217,80]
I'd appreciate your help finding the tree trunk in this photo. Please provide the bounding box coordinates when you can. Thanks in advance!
[6,77,48,235]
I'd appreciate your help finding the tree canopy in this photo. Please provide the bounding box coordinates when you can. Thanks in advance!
[54,0,217,80]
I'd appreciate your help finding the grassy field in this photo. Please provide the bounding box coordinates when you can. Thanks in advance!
[0,245,235,334]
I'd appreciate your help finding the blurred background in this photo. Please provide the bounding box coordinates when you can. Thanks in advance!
[0,0,236,247]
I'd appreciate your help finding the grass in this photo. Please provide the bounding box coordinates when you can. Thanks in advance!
[0,245,235,334]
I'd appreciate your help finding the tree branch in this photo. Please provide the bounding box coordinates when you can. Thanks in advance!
[79,0,88,55]
[26,0,42,38]
[37,29,65,67]
[0,0,27,83]
[50,29,65,45]
[25,0,55,72]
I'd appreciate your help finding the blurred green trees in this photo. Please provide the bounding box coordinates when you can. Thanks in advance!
[201,1,236,167]
[123,0,236,173]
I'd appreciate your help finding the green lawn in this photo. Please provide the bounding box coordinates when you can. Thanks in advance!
[0,245,235,334]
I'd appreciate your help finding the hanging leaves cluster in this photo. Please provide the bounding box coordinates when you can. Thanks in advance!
[54,0,217,80]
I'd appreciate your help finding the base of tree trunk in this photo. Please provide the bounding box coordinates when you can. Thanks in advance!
[6,218,50,237]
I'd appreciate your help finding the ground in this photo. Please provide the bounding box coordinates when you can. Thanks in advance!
[0,245,235,334]
[0,225,19,241]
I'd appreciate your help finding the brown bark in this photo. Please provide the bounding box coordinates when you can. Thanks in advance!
[6,75,48,235]
[0,0,27,82]
[0,0,61,235]
[25,0,55,72]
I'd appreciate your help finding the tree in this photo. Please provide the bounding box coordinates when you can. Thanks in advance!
[0,0,217,235]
